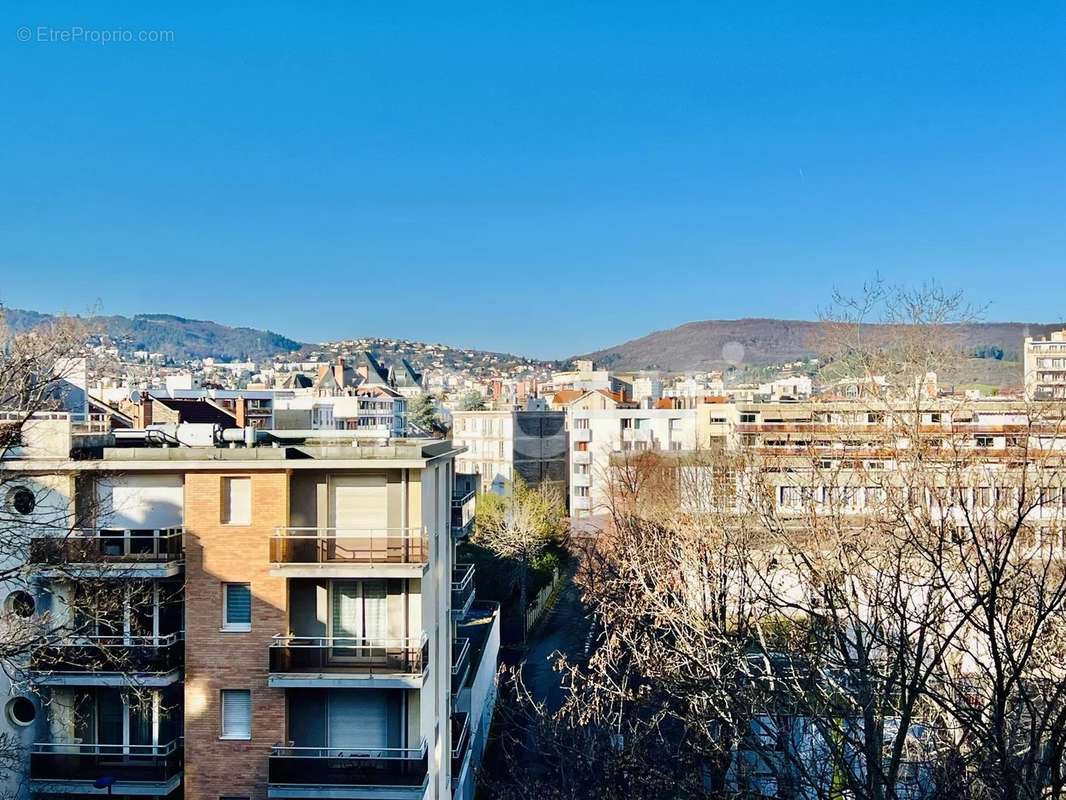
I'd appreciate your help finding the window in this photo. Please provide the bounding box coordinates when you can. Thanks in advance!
[573,419,590,430]
[5,591,35,618]
[5,487,35,516]
[574,463,589,475]
[222,477,251,525]
[5,697,35,727]
[223,583,251,631]
[740,413,757,423]
[574,487,590,497]
[220,690,252,739]
[975,436,994,448]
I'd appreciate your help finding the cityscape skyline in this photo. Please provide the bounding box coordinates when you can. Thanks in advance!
[4,1,1066,356]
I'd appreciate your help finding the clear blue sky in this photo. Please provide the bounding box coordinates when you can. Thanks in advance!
[2,2,1064,358]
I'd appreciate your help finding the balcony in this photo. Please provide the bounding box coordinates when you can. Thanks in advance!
[452,563,475,617]
[268,635,429,689]
[451,712,472,780]
[452,481,477,539]
[572,450,591,465]
[30,740,183,796]
[270,528,428,577]
[571,428,591,443]
[267,742,428,799]
[31,634,183,687]
[572,473,591,488]
[451,637,471,695]
[29,528,184,578]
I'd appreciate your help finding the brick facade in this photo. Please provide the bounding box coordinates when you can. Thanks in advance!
[183,470,290,800]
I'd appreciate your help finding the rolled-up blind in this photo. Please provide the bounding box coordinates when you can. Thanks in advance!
[221,690,251,738]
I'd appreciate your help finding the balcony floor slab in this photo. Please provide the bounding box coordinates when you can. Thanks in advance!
[267,781,428,800]
[31,669,182,687]
[268,672,427,690]
[30,774,181,796]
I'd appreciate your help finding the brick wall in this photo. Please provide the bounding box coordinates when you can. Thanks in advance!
[183,470,290,800]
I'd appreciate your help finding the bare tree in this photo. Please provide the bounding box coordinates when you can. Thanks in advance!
[495,285,1066,800]
[0,310,178,794]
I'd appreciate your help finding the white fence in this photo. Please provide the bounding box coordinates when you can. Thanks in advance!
[524,567,561,633]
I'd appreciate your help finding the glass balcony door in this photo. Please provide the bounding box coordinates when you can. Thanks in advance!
[76,688,158,757]
[77,583,162,645]
[330,580,387,660]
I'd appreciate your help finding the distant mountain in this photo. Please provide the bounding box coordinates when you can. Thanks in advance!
[1,308,303,362]
[575,318,1066,387]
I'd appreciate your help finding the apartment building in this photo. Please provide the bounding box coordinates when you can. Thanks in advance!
[451,409,568,498]
[1025,328,1066,400]
[569,407,697,519]
[2,415,498,800]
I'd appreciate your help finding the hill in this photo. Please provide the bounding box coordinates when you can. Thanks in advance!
[1,308,303,362]
[575,318,1066,387]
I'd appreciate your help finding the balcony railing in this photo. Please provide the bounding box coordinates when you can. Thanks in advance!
[269,742,428,788]
[270,527,428,566]
[451,712,471,777]
[269,635,428,676]
[31,740,183,784]
[30,528,183,566]
[452,488,475,509]
[31,633,183,675]
[451,637,471,695]
[452,563,475,616]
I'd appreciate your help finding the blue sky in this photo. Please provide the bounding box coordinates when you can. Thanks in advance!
[2,2,1065,358]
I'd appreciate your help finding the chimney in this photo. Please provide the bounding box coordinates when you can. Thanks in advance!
[334,357,346,388]
[235,396,247,428]
[139,392,153,428]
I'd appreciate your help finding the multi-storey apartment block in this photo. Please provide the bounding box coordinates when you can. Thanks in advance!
[1025,328,1066,400]
[568,407,697,519]
[451,410,568,497]
[1,415,498,800]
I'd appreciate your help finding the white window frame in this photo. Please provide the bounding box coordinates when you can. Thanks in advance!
[222,583,252,632]
[220,689,252,740]
[221,477,252,526]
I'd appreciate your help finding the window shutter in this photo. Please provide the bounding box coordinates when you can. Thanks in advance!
[221,690,251,738]
[225,584,252,626]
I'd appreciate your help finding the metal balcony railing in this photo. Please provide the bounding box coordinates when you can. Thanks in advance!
[31,633,183,675]
[451,637,470,695]
[268,741,428,787]
[451,712,471,777]
[451,563,475,616]
[451,488,475,509]
[30,528,183,566]
[31,740,183,784]
[269,635,428,676]
[269,528,428,566]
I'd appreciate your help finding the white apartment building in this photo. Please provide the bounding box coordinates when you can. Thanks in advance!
[569,407,697,520]
[452,410,568,496]
[1025,329,1066,400]
[272,392,407,437]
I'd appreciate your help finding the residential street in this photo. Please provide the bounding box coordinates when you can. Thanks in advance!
[516,570,593,713]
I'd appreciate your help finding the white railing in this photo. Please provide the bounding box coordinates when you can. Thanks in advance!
[270,741,427,760]
[32,739,180,756]
[31,528,183,562]
[451,637,470,677]
[54,632,183,648]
